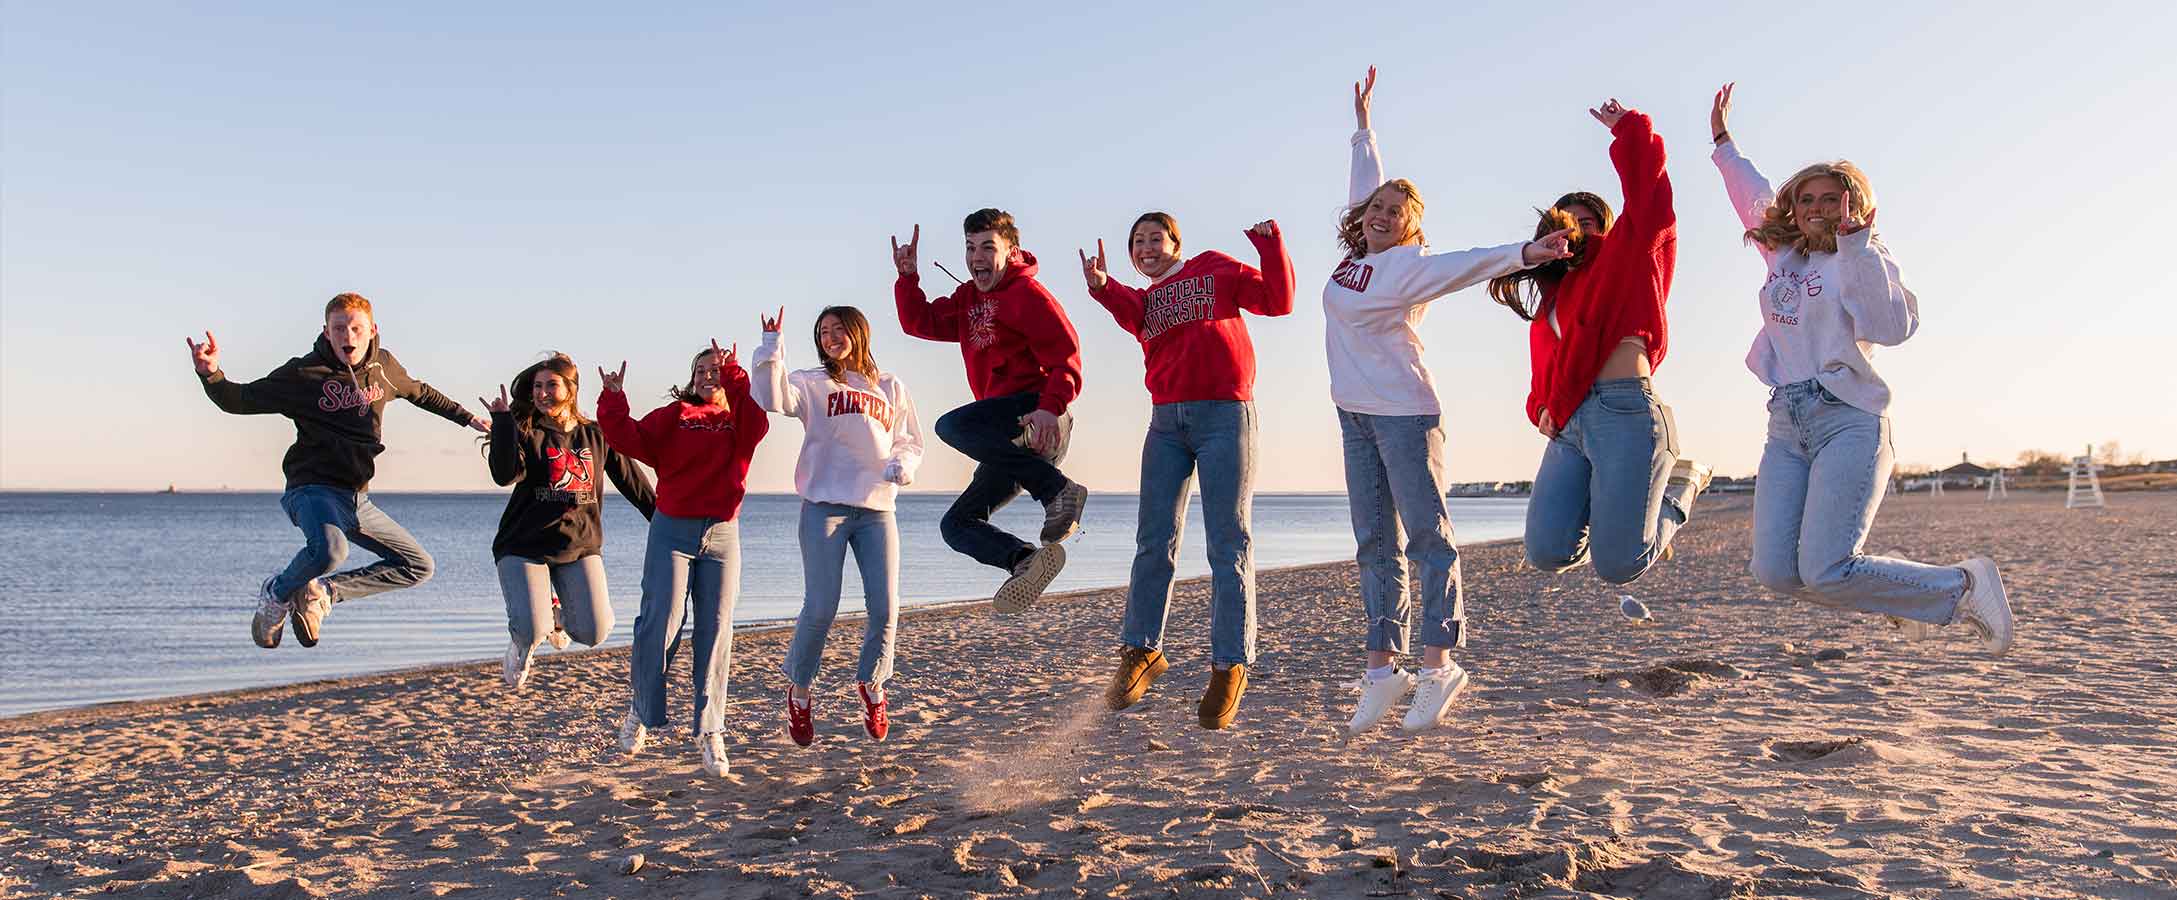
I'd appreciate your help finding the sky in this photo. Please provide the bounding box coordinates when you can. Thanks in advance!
[5,1,2175,493]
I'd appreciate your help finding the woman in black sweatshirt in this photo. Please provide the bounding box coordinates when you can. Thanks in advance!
[484,353,657,689]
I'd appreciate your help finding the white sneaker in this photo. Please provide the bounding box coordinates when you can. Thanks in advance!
[503,639,533,689]
[250,578,288,649]
[1346,670,1415,736]
[619,708,648,754]
[1956,558,2015,656]
[698,731,729,777]
[1885,615,1941,641]
[1401,663,1470,732]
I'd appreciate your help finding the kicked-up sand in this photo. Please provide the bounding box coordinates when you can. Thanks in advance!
[2,492,2174,898]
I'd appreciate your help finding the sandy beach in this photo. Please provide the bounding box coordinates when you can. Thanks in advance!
[3,491,2173,899]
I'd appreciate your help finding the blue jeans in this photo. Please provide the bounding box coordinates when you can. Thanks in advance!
[273,485,434,603]
[934,392,1071,571]
[1525,378,1689,585]
[629,513,739,735]
[1120,400,1257,666]
[1338,410,1465,653]
[783,501,898,688]
[1751,380,1967,623]
[496,554,612,649]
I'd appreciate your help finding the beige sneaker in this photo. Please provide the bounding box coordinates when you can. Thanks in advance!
[250,578,288,650]
[619,707,648,754]
[994,544,1066,614]
[1040,481,1089,544]
[1105,645,1170,711]
[698,731,729,777]
[288,578,331,648]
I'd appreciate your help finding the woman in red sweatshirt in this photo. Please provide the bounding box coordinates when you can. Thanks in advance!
[1485,100,1711,587]
[597,341,768,778]
[1078,214,1294,730]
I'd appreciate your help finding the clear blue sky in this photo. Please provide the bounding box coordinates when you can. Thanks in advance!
[5,2,2173,492]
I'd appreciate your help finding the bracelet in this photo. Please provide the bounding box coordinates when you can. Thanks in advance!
[1713,130,1730,145]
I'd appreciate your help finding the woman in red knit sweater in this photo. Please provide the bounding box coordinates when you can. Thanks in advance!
[1486,100,1711,587]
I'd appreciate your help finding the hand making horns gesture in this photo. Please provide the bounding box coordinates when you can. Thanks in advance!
[185,331,221,376]
[1078,239,1108,290]
[890,224,920,276]
[599,361,627,394]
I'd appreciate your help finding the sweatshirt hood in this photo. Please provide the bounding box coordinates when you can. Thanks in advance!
[995,248,1039,290]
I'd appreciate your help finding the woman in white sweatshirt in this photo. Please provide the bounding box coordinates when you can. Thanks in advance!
[1332,67,1573,736]
[1708,83,2014,654]
[754,305,925,745]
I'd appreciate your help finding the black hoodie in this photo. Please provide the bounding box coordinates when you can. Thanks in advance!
[488,411,657,563]
[199,333,477,490]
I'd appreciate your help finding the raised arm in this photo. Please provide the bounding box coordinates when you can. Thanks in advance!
[723,355,770,447]
[1595,101,1674,244]
[1835,213,1919,347]
[1708,84,1775,233]
[1235,220,1296,316]
[594,362,657,466]
[483,387,523,486]
[190,332,297,415]
[1349,67,1384,205]
[751,309,806,418]
[1082,239,1147,338]
[893,224,963,342]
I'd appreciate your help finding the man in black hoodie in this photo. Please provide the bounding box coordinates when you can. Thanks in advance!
[188,293,486,650]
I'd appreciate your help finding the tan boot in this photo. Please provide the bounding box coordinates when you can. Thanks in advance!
[1198,664,1248,730]
[1105,645,1169,711]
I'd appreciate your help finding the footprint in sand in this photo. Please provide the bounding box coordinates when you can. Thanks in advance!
[1591,659,1749,698]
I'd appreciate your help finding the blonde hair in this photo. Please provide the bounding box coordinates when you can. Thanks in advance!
[1747,160,1877,254]
[1337,179,1425,258]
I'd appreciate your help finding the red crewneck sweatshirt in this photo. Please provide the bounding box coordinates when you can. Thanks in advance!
[1088,224,1295,404]
[597,361,768,521]
[1525,110,1678,427]
[895,248,1084,415]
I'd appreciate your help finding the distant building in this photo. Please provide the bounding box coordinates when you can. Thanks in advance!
[1939,452,1997,487]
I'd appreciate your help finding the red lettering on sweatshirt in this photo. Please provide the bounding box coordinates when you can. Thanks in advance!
[825,389,895,428]
[1331,259,1373,293]
[318,378,385,413]
[1139,274,1218,342]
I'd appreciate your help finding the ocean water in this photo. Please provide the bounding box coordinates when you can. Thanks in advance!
[0,492,1527,716]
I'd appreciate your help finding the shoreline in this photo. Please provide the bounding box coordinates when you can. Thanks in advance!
[5,539,1527,725]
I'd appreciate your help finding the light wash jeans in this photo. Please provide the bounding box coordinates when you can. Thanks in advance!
[629,513,740,735]
[1751,380,1967,623]
[1338,410,1465,653]
[1525,377,1692,584]
[496,554,613,650]
[1120,400,1258,666]
[782,501,899,688]
[273,485,434,603]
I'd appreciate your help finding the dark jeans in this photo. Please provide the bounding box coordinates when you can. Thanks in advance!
[934,392,1071,571]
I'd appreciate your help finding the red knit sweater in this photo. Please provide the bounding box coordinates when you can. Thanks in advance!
[597,363,768,521]
[1087,225,1295,404]
[1525,111,1677,427]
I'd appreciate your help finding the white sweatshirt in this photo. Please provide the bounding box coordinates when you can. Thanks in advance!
[1326,129,1532,416]
[752,332,924,512]
[1713,140,1919,415]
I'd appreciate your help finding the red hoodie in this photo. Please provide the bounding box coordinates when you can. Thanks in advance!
[1526,110,1678,427]
[597,361,769,521]
[896,249,1083,415]
[1088,225,1295,404]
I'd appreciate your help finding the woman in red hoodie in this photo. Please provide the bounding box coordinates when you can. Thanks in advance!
[1079,213,1294,730]
[597,340,767,778]
[1485,100,1711,587]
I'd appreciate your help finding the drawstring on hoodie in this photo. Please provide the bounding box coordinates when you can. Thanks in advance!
[933,262,966,285]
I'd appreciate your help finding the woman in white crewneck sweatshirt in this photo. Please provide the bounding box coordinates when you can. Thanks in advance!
[1331,67,1573,737]
[1708,83,2015,654]
[754,305,925,746]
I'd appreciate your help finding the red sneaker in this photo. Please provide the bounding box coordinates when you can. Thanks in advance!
[785,691,814,747]
[858,682,889,742]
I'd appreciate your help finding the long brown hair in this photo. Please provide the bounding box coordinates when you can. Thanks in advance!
[1336,179,1425,258]
[668,347,730,405]
[1485,192,1615,321]
[1746,161,1875,254]
[814,305,881,384]
[478,353,585,454]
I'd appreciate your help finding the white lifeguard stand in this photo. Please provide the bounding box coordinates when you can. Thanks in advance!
[1986,468,2009,500]
[2065,446,2106,509]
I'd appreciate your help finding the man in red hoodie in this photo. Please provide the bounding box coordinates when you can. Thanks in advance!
[893,208,1087,614]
